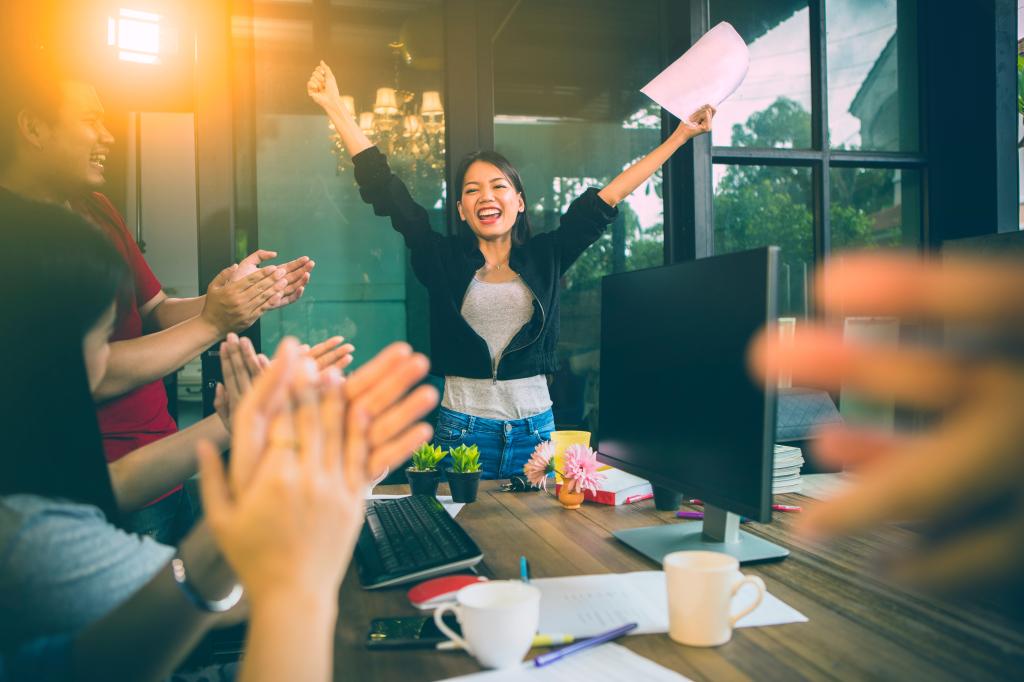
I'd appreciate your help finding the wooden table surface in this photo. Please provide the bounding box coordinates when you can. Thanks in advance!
[334,482,1024,681]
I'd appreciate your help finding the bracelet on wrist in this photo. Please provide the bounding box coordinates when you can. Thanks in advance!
[171,556,244,613]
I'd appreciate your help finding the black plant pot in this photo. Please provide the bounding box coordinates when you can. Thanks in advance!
[446,470,482,503]
[406,468,440,497]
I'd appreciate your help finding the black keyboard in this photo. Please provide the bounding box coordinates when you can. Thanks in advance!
[354,495,483,589]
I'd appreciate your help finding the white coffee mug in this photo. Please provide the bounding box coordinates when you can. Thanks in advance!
[664,550,766,647]
[433,581,540,669]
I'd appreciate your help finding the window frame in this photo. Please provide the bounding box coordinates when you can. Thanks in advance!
[669,0,930,279]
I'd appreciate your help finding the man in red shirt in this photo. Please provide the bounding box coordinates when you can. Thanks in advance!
[0,74,315,541]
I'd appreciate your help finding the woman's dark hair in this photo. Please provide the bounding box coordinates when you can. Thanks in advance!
[0,193,127,521]
[453,150,532,246]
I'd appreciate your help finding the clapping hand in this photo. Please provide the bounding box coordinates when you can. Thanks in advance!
[232,250,315,310]
[198,336,438,602]
[214,333,356,433]
[749,253,1024,590]
[222,338,434,497]
[201,265,287,335]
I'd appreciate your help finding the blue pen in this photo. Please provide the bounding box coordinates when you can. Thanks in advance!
[520,556,530,583]
[532,622,638,667]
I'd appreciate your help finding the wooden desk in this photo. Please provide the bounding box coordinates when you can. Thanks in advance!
[335,482,1024,681]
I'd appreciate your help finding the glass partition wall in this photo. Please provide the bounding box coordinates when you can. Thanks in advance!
[492,0,665,431]
[220,0,928,431]
[235,0,444,366]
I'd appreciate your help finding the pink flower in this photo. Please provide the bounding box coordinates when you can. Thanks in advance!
[562,444,605,495]
[523,440,555,489]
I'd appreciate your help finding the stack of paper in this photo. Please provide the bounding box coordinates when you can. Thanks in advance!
[773,444,805,495]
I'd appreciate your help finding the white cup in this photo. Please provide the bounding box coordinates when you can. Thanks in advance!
[433,581,540,669]
[664,551,766,647]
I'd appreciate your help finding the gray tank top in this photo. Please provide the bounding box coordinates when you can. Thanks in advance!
[441,277,552,420]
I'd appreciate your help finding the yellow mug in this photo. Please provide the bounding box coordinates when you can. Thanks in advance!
[549,431,591,482]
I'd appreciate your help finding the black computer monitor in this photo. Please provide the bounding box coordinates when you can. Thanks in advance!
[597,246,788,564]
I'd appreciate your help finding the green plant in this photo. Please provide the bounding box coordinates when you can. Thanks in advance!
[1018,55,1024,147]
[1018,55,1024,116]
[449,444,481,474]
[410,443,445,472]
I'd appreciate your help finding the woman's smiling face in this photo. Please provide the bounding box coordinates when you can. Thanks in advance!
[457,160,525,242]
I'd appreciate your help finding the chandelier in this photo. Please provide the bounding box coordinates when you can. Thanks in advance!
[329,41,445,180]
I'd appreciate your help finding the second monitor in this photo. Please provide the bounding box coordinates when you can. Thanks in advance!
[597,246,788,564]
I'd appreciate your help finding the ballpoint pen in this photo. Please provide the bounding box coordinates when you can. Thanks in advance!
[532,622,638,667]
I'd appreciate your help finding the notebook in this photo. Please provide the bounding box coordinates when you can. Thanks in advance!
[554,467,653,506]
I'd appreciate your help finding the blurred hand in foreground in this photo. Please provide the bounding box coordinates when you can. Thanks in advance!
[749,252,1024,590]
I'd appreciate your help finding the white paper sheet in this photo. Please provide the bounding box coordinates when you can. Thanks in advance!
[366,493,465,519]
[532,571,807,638]
[641,21,749,121]
[439,643,693,682]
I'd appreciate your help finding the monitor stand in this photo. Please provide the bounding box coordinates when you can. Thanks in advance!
[613,504,790,565]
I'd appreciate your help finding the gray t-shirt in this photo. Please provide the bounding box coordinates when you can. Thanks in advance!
[442,277,552,420]
[0,494,174,645]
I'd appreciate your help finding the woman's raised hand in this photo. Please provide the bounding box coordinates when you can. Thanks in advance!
[674,104,716,140]
[307,60,342,112]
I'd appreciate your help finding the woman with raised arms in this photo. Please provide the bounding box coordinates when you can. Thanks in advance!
[308,60,713,479]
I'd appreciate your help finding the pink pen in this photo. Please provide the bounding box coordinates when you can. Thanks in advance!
[772,504,802,512]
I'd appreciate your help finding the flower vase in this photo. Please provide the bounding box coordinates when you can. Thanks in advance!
[558,479,585,510]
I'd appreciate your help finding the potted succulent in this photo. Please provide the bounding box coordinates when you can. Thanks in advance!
[446,444,482,503]
[406,443,445,496]
[523,441,604,510]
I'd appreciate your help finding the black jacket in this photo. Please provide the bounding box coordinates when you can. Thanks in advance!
[352,146,617,380]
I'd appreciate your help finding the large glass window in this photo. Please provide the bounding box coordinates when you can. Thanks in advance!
[492,0,663,431]
[710,0,812,148]
[714,165,813,316]
[709,0,923,315]
[830,167,921,250]
[827,0,919,152]
[242,1,444,365]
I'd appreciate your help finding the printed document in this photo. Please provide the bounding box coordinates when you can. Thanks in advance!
[439,643,693,682]
[532,571,807,637]
[641,21,749,121]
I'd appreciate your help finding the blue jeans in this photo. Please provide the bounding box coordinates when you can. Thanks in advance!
[433,407,555,480]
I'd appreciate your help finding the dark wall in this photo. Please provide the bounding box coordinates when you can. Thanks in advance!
[924,0,1018,245]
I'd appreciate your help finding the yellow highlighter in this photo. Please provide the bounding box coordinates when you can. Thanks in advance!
[437,634,574,651]
[531,633,575,647]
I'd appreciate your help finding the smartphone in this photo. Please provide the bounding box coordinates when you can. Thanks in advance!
[366,614,461,650]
